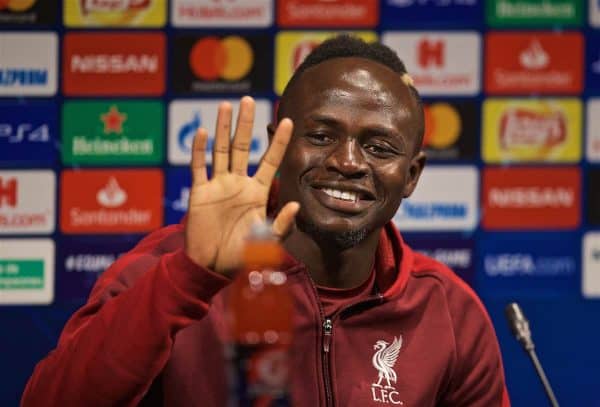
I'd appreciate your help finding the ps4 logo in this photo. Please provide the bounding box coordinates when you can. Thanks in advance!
[0,123,50,143]
[388,0,476,7]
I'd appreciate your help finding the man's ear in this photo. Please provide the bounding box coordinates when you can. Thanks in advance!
[402,150,427,198]
[267,123,276,144]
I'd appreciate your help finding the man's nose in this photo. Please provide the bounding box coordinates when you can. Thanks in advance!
[324,138,369,178]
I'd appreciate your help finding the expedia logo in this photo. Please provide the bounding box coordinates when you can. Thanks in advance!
[484,253,575,276]
[189,36,253,81]
[499,109,566,149]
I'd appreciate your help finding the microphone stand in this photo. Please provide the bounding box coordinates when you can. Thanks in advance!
[505,303,559,407]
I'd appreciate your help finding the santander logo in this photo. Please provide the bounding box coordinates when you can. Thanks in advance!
[96,177,127,208]
[499,108,566,149]
[519,39,549,70]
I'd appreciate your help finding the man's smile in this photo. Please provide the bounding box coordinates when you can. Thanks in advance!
[309,183,376,215]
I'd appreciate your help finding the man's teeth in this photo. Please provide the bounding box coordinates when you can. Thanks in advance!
[322,188,358,202]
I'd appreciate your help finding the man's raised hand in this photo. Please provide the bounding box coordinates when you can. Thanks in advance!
[184,96,299,276]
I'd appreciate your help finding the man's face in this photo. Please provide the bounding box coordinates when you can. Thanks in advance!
[276,57,425,245]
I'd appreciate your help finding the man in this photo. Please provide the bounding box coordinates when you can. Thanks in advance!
[22,35,509,406]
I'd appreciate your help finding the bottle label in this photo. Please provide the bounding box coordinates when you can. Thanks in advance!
[227,343,291,406]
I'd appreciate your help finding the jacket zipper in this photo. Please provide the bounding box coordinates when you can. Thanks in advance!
[305,270,386,407]
[322,317,334,406]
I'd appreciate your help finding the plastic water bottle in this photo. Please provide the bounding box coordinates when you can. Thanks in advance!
[226,222,292,406]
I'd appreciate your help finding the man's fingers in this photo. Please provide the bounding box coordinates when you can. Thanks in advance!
[272,201,300,240]
[190,128,208,185]
[231,96,255,176]
[254,118,293,186]
[213,102,232,176]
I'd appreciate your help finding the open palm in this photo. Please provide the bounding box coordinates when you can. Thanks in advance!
[184,97,299,275]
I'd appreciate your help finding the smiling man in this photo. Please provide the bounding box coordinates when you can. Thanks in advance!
[23,36,509,406]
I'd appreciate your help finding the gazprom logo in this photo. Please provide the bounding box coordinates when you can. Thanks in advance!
[402,201,467,219]
[0,69,48,86]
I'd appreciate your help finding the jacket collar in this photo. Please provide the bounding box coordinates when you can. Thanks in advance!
[375,222,414,299]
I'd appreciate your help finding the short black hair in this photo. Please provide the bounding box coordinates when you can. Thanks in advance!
[277,34,424,151]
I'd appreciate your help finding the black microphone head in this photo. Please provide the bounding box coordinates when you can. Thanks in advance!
[505,302,535,351]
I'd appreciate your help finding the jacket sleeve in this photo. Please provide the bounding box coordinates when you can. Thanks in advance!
[441,277,511,407]
[21,225,230,407]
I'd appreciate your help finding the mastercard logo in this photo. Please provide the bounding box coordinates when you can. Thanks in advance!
[189,36,254,82]
[0,0,35,11]
[423,103,461,149]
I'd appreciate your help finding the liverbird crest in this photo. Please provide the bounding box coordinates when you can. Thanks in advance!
[372,336,403,389]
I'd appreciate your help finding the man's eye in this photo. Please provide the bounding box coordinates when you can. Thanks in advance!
[365,144,394,156]
[306,133,333,145]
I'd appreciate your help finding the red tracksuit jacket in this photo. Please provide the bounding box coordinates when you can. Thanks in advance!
[22,222,510,406]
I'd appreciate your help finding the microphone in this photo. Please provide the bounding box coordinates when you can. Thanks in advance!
[505,303,559,407]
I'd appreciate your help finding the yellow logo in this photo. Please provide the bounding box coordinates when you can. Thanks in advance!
[274,31,377,95]
[0,0,36,12]
[482,98,582,163]
[64,0,166,27]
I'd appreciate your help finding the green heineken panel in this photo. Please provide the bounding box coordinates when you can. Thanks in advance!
[62,100,164,165]
[486,0,583,27]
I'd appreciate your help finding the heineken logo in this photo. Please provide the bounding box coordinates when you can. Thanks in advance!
[486,0,582,26]
[101,105,127,134]
[62,100,163,165]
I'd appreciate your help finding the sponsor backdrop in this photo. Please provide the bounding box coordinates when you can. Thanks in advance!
[0,0,599,405]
